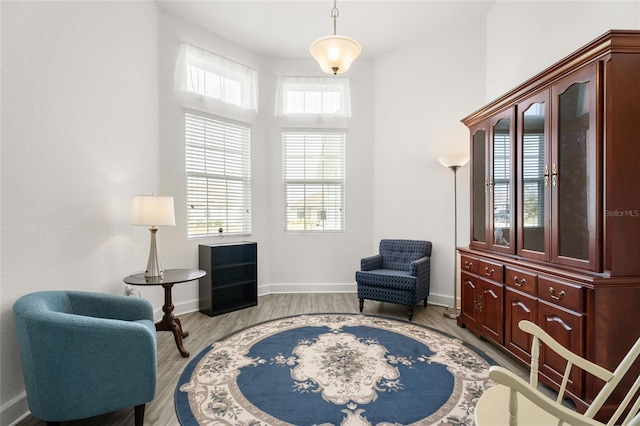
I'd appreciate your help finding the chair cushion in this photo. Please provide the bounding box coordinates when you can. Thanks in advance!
[380,239,432,272]
[355,269,417,291]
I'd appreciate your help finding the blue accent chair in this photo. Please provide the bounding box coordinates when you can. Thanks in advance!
[356,239,432,321]
[13,291,157,426]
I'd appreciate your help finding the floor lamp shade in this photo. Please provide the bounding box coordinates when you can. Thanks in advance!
[438,155,470,169]
[130,195,175,277]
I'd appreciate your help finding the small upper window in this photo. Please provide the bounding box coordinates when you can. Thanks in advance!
[275,77,351,117]
[175,43,258,112]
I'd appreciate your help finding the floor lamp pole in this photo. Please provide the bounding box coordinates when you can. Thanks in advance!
[443,164,461,319]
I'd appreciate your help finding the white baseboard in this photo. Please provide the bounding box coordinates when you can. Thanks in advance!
[1,392,30,426]
[259,282,357,295]
[425,292,453,308]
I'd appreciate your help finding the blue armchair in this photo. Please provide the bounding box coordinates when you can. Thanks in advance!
[13,291,157,426]
[355,239,432,320]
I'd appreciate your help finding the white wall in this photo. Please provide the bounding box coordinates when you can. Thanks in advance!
[372,17,486,307]
[486,0,640,101]
[0,1,159,423]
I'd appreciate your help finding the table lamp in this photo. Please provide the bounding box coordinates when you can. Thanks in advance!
[438,155,469,319]
[130,195,176,277]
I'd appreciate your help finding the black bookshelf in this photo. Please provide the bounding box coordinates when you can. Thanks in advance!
[198,242,257,316]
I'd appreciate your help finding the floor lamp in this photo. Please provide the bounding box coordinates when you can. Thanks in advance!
[439,155,469,319]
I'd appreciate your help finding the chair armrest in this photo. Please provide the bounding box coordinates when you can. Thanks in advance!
[410,256,430,277]
[361,254,383,271]
[66,291,154,322]
[487,366,604,426]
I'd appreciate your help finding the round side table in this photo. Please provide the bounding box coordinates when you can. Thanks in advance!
[124,268,206,357]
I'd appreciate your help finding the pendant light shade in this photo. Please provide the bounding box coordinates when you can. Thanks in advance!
[310,35,361,75]
[310,1,361,75]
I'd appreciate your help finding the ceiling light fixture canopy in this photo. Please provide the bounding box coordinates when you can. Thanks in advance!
[310,0,361,75]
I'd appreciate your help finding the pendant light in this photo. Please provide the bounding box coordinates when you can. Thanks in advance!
[310,0,361,75]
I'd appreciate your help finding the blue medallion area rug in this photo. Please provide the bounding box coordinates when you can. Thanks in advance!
[175,313,496,425]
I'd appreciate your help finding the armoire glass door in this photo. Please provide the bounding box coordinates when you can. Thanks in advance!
[551,65,599,270]
[490,109,515,253]
[470,123,488,249]
[518,90,550,261]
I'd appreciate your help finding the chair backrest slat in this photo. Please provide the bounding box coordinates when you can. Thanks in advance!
[518,320,640,423]
[612,374,640,426]
[530,334,540,387]
[556,360,573,404]
[584,337,640,419]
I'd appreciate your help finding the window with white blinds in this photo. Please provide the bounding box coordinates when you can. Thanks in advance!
[283,131,345,232]
[185,111,251,237]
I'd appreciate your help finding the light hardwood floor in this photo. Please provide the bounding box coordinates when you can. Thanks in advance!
[16,293,527,426]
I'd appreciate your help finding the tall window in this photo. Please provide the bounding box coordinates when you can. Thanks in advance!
[185,111,251,237]
[283,131,345,232]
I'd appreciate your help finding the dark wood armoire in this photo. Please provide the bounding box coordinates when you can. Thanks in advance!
[457,30,640,418]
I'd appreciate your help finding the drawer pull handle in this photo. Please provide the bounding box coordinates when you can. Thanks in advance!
[484,267,495,276]
[464,260,473,269]
[549,287,566,300]
[513,276,526,287]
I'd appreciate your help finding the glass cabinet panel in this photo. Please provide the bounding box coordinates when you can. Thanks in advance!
[522,102,546,253]
[493,118,511,248]
[557,82,590,260]
[472,129,487,244]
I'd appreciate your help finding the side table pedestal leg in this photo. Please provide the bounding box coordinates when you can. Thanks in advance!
[156,284,190,357]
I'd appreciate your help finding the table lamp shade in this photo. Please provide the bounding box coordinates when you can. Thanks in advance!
[130,195,176,227]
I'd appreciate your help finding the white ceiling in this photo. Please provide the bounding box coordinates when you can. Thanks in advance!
[157,1,495,58]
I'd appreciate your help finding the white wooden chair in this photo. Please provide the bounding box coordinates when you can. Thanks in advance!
[475,320,640,426]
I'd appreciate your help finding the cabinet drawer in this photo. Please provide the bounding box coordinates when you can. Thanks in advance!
[460,255,478,274]
[537,277,583,312]
[478,259,504,282]
[505,267,537,296]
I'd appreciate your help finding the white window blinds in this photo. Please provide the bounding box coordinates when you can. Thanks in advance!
[283,131,345,232]
[186,111,251,237]
[275,77,351,117]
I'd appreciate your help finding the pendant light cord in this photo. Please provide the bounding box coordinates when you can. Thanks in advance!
[331,0,339,36]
